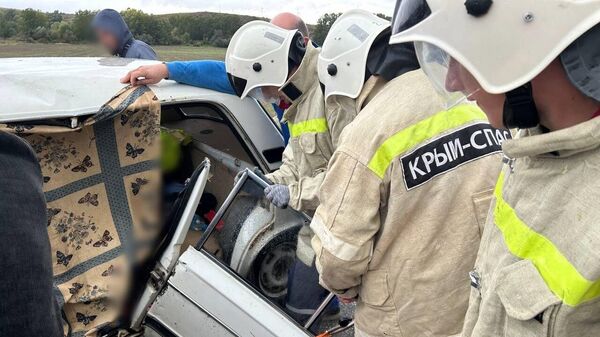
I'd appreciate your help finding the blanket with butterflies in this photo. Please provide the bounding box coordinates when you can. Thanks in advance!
[1,86,161,336]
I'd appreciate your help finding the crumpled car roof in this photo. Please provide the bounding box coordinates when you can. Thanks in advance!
[0,57,236,123]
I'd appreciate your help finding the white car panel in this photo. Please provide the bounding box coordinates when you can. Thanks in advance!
[147,286,237,337]
[150,247,310,337]
[0,57,158,121]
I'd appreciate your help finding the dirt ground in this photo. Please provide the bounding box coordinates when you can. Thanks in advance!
[0,41,226,61]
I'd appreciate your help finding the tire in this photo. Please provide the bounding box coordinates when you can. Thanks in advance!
[250,230,298,301]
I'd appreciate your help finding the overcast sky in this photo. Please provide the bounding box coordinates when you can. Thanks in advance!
[0,0,394,24]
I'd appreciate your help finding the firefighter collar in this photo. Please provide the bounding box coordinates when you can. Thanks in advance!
[355,75,387,112]
[503,116,600,159]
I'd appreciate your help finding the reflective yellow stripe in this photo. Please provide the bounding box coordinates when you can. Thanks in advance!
[367,104,487,178]
[494,172,600,306]
[288,118,329,137]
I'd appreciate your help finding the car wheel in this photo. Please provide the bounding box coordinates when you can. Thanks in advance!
[254,239,296,299]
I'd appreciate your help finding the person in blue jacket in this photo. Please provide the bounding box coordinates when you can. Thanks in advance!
[92,9,157,60]
[118,14,306,144]
[129,59,290,144]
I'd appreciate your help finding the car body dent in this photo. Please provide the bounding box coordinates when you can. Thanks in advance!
[149,247,310,337]
[1,57,160,121]
[0,57,275,127]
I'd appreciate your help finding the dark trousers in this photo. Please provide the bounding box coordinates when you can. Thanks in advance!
[285,258,338,325]
[0,133,63,337]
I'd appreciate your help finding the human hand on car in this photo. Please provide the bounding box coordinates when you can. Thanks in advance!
[120,64,169,86]
[264,184,290,208]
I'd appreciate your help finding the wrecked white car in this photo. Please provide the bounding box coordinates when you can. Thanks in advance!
[0,57,344,337]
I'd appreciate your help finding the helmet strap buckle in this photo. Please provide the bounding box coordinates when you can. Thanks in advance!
[503,83,540,129]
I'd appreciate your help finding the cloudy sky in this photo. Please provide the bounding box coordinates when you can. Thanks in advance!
[0,0,393,24]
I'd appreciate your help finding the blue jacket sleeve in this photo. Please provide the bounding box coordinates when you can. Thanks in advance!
[166,60,235,95]
[272,104,290,145]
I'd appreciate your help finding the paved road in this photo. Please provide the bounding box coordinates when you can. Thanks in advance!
[315,302,356,336]
[339,302,356,337]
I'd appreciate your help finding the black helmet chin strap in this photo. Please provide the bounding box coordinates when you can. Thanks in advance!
[503,83,540,129]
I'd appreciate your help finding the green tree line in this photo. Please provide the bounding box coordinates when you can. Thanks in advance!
[0,8,265,47]
[0,7,391,47]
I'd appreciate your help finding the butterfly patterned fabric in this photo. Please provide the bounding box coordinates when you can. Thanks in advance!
[0,86,162,336]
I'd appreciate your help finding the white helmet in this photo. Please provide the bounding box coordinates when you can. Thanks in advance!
[318,10,391,99]
[389,0,600,96]
[226,21,300,100]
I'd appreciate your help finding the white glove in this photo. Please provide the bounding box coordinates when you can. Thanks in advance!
[264,184,290,208]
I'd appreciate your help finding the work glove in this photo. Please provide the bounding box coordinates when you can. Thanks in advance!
[264,184,290,208]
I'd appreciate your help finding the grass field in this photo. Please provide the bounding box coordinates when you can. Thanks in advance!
[0,41,226,61]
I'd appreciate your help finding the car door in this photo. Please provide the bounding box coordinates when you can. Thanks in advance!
[127,158,213,332]
[133,168,340,337]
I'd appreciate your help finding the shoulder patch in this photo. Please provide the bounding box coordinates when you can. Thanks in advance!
[401,123,511,190]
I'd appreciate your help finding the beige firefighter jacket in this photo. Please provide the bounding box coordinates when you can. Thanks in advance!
[268,58,387,264]
[325,75,389,148]
[265,43,333,213]
[267,42,388,213]
[462,117,600,337]
[311,70,507,337]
